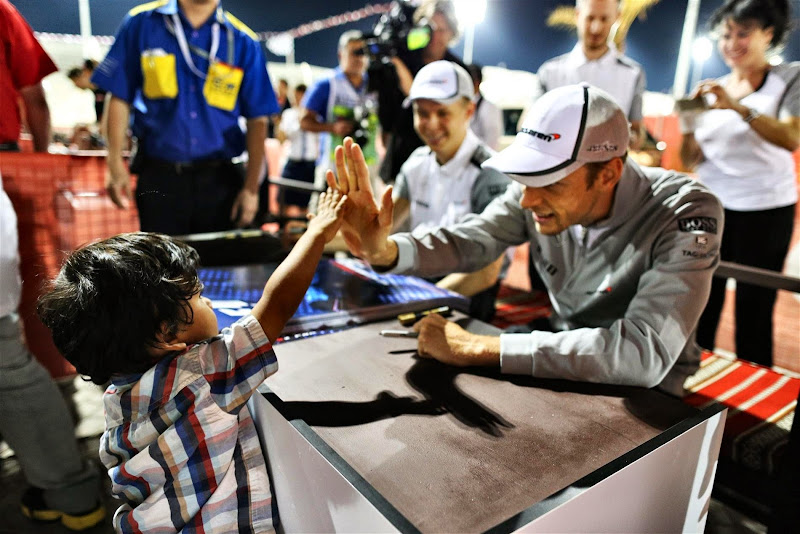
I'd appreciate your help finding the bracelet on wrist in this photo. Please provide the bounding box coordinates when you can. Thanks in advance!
[743,108,761,123]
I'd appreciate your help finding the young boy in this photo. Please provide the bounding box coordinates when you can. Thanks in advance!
[38,190,346,533]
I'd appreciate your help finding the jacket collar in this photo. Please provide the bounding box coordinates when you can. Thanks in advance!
[156,0,227,26]
[566,42,619,69]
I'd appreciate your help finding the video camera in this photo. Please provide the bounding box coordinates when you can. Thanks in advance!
[365,0,431,61]
[351,102,375,149]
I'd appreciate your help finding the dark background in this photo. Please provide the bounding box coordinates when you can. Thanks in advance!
[10,0,800,94]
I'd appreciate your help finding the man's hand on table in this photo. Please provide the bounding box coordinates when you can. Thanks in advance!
[413,314,501,368]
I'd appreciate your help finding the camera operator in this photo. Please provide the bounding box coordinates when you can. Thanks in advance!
[301,30,380,199]
[368,0,465,185]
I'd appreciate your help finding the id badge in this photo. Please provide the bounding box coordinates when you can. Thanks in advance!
[203,61,243,111]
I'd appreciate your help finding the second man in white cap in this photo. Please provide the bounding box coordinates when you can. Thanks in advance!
[392,60,510,321]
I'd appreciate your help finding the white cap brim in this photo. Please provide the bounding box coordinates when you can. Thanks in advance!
[482,140,583,187]
[402,94,464,108]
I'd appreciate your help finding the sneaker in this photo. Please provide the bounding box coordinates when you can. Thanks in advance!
[20,487,106,531]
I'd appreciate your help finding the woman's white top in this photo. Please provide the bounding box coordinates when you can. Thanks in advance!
[695,62,800,211]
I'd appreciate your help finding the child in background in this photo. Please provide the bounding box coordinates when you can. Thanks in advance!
[38,190,346,533]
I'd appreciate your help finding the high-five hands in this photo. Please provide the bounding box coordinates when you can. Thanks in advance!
[325,137,398,266]
[306,188,347,243]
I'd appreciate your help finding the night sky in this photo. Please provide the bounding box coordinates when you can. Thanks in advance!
[11,0,800,94]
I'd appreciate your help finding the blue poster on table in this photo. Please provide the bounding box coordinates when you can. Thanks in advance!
[200,258,468,336]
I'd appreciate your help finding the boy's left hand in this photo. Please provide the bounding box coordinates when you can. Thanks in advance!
[307,188,347,243]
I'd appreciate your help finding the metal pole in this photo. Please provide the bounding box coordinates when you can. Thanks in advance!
[689,58,704,92]
[464,25,475,65]
[78,0,93,58]
[673,0,702,98]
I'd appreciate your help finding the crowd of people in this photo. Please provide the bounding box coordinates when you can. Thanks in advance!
[1,0,798,532]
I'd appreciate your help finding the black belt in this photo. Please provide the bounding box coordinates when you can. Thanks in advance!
[0,142,20,152]
[143,157,235,174]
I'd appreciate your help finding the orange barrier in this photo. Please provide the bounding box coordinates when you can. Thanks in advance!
[261,138,289,233]
[2,145,285,378]
[0,152,139,378]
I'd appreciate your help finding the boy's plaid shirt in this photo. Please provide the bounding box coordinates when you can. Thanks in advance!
[100,315,278,533]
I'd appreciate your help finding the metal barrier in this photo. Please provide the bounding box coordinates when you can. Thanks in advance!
[715,260,800,294]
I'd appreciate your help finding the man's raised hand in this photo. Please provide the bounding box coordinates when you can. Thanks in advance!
[325,138,397,266]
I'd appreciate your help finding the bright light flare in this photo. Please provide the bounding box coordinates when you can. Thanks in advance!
[769,55,783,66]
[692,36,712,63]
[455,0,487,27]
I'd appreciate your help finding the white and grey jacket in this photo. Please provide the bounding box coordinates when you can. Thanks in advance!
[389,160,724,395]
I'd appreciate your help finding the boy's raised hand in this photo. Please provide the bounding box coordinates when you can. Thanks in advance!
[307,188,346,243]
[326,138,396,265]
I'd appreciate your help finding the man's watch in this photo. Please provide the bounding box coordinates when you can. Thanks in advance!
[743,108,761,123]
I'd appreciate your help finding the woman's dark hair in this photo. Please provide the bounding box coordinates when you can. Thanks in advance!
[709,0,793,49]
[38,233,202,385]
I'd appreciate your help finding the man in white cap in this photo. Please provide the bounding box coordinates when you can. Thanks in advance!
[392,60,510,321]
[327,83,723,395]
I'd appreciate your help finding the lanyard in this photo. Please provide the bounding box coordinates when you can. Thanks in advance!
[165,9,234,79]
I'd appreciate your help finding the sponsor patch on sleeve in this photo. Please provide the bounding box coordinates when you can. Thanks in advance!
[678,217,718,234]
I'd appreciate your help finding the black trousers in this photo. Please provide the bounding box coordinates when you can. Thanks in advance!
[278,159,316,208]
[768,386,800,532]
[136,159,244,235]
[696,204,795,366]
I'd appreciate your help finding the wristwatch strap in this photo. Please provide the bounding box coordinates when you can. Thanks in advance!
[743,108,761,123]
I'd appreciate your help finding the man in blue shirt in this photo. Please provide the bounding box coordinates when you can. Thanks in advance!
[93,0,278,234]
[301,30,380,199]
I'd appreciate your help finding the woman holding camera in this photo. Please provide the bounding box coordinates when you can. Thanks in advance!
[679,0,799,367]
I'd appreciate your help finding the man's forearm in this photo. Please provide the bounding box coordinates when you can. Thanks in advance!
[19,83,51,152]
[365,237,400,269]
[300,112,333,133]
[245,117,268,192]
[107,96,130,160]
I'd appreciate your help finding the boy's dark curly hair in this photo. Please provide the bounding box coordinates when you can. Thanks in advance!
[38,233,202,385]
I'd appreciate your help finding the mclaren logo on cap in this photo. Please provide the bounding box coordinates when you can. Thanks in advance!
[429,78,449,85]
[521,128,561,142]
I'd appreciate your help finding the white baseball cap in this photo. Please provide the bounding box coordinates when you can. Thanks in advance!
[402,60,474,108]
[483,84,629,187]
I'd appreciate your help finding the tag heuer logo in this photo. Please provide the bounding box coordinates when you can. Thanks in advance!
[678,217,717,234]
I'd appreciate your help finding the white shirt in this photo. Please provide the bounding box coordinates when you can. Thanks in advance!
[535,44,646,121]
[470,94,503,150]
[695,62,800,211]
[395,130,491,232]
[0,173,22,317]
[279,107,318,162]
